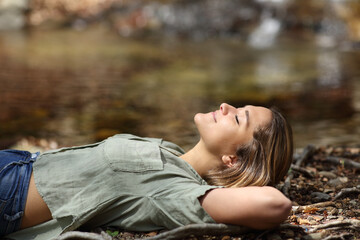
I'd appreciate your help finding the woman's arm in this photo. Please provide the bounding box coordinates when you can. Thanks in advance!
[200,186,292,230]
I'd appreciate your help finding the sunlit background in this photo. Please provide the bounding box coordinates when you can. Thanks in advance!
[0,0,359,150]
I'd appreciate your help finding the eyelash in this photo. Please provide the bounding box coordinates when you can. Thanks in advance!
[235,115,239,125]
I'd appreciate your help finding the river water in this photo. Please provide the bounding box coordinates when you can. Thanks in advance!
[0,28,359,150]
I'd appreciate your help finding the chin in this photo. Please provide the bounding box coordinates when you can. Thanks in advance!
[194,113,204,125]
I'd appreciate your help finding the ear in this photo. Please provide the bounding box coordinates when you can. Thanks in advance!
[221,155,238,168]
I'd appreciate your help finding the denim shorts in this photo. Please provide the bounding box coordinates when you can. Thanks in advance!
[0,150,39,237]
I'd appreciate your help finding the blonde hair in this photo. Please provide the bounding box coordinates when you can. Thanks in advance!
[204,107,293,188]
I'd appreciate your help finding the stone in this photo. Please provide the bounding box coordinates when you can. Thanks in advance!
[318,171,337,179]
[145,231,158,237]
[121,232,134,237]
[304,232,325,240]
[328,178,343,187]
[350,200,357,205]
[339,177,348,183]
[266,233,282,240]
[329,208,338,215]
[310,192,331,202]
[324,188,334,193]
[283,229,295,237]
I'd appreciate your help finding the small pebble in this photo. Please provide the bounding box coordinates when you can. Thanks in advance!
[311,192,331,202]
[145,231,158,237]
[345,210,355,217]
[318,171,337,179]
[122,232,134,237]
[328,178,343,187]
[304,232,325,240]
[283,229,295,237]
[323,188,334,193]
[349,200,357,205]
[339,177,348,183]
[329,208,338,215]
[266,233,282,240]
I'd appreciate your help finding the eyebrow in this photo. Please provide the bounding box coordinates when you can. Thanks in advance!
[245,110,250,127]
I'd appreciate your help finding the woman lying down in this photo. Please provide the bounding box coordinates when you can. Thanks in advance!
[1,103,293,240]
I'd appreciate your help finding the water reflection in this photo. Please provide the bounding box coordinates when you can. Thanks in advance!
[317,51,342,88]
[255,52,291,87]
[0,28,359,150]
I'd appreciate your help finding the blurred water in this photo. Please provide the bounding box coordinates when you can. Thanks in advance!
[0,28,359,150]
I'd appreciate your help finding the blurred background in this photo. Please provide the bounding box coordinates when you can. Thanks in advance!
[0,0,359,150]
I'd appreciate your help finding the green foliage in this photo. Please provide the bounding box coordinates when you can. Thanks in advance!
[106,230,119,237]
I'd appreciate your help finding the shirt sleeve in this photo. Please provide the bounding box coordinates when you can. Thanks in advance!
[149,183,222,229]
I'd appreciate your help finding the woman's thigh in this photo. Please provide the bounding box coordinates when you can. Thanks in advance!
[0,150,37,237]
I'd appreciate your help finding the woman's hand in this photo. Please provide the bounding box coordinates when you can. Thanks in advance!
[200,186,292,229]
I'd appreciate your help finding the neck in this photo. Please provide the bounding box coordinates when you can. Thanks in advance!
[180,140,221,177]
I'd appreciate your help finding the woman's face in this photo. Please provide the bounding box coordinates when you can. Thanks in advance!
[194,103,272,156]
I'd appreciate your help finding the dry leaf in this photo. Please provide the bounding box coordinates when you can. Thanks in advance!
[303,206,319,214]
[298,218,311,225]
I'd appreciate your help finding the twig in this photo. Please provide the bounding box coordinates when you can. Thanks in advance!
[324,156,360,169]
[277,223,306,231]
[282,145,316,196]
[282,173,293,197]
[295,145,317,167]
[322,233,353,240]
[309,219,360,233]
[333,187,360,200]
[292,201,335,214]
[255,229,271,240]
[55,231,112,240]
[290,165,314,178]
[144,223,252,240]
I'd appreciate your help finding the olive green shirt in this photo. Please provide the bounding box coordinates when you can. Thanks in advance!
[6,134,220,240]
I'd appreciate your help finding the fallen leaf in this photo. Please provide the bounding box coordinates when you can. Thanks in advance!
[298,218,311,225]
[303,206,319,214]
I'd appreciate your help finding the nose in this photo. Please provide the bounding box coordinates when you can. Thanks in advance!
[220,103,233,115]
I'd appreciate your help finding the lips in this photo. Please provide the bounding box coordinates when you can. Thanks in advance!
[212,111,217,123]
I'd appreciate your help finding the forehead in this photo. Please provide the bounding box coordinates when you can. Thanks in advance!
[240,105,272,128]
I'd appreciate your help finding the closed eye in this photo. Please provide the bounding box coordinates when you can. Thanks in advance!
[235,115,240,125]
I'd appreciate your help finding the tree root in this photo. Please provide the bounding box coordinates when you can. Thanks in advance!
[292,201,335,214]
[324,156,360,169]
[322,233,354,240]
[282,173,293,198]
[55,231,112,240]
[290,165,314,178]
[145,223,252,240]
[308,219,360,233]
[282,145,316,196]
[333,187,360,200]
[294,145,317,167]
[277,223,306,231]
